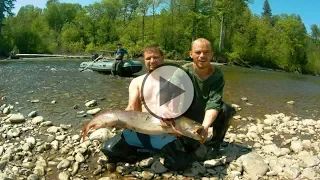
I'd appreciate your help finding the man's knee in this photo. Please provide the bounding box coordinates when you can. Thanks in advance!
[101,133,135,158]
[214,102,236,126]
[222,102,236,125]
[161,139,193,171]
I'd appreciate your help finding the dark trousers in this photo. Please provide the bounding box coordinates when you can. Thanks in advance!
[101,102,236,170]
[111,60,124,76]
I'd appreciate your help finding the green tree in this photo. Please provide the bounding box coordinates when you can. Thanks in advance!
[214,0,250,53]
[310,24,319,41]
[10,5,50,53]
[262,0,272,19]
[0,0,15,40]
[120,0,139,23]
[84,3,106,47]
[46,0,59,7]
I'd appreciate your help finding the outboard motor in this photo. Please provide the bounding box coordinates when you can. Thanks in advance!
[92,54,99,61]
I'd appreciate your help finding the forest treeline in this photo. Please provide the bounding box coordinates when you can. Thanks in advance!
[0,0,320,75]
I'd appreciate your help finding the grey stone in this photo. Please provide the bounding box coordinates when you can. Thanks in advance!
[87,108,101,115]
[283,167,301,179]
[57,159,71,169]
[27,174,39,180]
[238,152,269,176]
[28,111,37,118]
[31,116,44,125]
[301,168,316,180]
[151,160,167,174]
[8,114,25,123]
[290,140,303,153]
[7,128,21,137]
[139,157,154,167]
[0,160,7,170]
[58,171,70,180]
[85,100,97,107]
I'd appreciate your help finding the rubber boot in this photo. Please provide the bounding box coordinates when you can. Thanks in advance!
[111,60,117,76]
[160,138,195,171]
[206,103,236,159]
[101,133,138,163]
[116,60,124,76]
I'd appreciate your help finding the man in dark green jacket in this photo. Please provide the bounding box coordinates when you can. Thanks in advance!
[159,38,236,168]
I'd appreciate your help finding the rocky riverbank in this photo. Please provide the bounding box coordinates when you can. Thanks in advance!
[0,97,319,180]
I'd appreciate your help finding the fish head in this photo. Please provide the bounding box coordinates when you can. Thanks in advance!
[183,123,206,143]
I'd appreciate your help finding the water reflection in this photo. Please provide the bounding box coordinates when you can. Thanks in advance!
[0,59,319,129]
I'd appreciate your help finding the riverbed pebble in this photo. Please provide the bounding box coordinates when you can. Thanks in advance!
[87,108,101,115]
[85,100,97,107]
[287,100,295,104]
[31,116,44,125]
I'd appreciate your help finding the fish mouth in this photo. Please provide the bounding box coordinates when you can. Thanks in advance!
[189,126,205,142]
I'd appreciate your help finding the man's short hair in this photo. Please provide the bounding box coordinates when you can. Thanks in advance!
[117,43,122,46]
[143,44,164,57]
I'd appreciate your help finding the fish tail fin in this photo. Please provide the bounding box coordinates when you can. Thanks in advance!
[81,121,90,142]
[81,121,102,142]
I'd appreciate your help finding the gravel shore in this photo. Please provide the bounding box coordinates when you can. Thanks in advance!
[0,97,319,180]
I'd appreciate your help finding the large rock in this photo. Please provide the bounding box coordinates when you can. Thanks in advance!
[7,114,25,123]
[237,152,269,176]
[89,128,113,141]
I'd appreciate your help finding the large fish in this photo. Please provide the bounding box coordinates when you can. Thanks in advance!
[81,110,205,143]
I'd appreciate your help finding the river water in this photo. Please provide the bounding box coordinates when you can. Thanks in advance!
[0,58,319,130]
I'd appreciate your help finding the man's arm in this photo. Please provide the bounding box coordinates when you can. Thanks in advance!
[125,78,142,111]
[202,109,219,130]
[199,72,225,142]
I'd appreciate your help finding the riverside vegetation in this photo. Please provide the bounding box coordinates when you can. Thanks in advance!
[0,0,320,75]
[1,97,320,180]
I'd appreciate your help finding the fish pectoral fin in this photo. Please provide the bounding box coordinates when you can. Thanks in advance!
[115,121,127,129]
[170,124,184,136]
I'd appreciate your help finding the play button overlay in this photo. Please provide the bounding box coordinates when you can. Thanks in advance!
[141,64,194,119]
[159,76,185,106]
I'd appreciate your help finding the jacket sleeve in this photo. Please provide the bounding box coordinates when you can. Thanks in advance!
[205,75,224,111]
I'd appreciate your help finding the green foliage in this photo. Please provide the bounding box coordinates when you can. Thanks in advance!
[0,0,319,75]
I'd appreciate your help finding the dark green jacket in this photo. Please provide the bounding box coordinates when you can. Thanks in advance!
[171,62,225,123]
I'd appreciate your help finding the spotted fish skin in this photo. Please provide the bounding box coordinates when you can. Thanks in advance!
[81,110,205,142]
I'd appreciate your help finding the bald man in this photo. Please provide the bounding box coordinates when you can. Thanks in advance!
[160,38,236,168]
